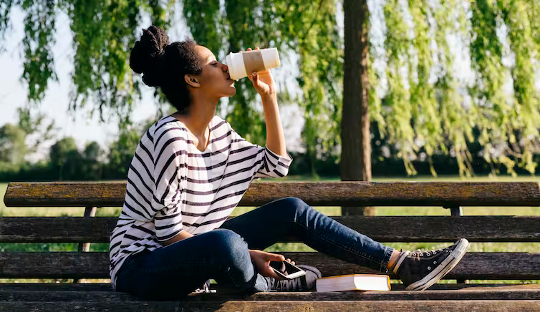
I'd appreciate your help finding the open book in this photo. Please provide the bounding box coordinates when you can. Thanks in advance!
[316,274,391,292]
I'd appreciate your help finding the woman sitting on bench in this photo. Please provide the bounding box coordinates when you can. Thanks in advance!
[110,25,470,300]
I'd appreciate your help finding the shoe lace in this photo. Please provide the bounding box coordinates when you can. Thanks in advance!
[409,246,451,258]
[271,276,301,292]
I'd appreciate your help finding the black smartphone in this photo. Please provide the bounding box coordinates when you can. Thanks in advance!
[269,261,306,279]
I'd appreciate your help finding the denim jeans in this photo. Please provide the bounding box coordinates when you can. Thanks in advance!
[115,197,393,299]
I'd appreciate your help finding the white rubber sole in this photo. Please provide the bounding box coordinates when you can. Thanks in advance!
[406,238,470,291]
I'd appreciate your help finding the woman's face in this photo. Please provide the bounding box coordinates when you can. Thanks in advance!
[188,45,236,98]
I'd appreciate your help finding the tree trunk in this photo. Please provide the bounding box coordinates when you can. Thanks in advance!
[340,0,374,216]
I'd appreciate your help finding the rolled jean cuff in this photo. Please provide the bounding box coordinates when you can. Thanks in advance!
[380,246,394,272]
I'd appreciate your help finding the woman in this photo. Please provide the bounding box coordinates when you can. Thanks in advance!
[110,26,469,300]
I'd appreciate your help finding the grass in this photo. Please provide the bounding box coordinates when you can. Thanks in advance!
[2,176,540,284]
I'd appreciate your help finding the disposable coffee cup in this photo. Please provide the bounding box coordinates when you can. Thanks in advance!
[225,48,280,81]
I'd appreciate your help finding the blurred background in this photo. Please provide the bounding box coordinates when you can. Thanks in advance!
[2,1,540,199]
[2,0,540,183]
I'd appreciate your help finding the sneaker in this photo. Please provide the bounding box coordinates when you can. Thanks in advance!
[266,265,321,292]
[393,238,470,291]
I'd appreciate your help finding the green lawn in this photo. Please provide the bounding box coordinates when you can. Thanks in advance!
[1,177,540,284]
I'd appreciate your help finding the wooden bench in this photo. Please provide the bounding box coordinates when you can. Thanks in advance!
[2,181,540,311]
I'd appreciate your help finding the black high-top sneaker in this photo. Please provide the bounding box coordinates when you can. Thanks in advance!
[266,265,321,292]
[393,238,470,291]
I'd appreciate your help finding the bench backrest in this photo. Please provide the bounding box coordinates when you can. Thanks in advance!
[2,181,540,281]
[5,181,540,207]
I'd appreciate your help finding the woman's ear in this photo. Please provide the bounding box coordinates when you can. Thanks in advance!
[185,74,200,88]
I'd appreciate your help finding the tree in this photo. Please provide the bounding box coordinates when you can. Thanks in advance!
[0,108,55,166]
[0,124,27,165]
[49,137,82,180]
[3,0,540,186]
[16,107,56,159]
[82,141,103,180]
[0,0,342,156]
[340,0,373,215]
[105,125,143,179]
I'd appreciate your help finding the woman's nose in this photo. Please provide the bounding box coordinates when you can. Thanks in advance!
[222,64,229,71]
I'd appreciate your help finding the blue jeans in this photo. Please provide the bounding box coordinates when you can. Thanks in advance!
[115,197,393,299]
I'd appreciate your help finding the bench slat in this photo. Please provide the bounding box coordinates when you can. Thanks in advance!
[0,252,537,280]
[0,300,538,312]
[6,182,540,207]
[0,283,536,292]
[0,287,540,301]
[1,216,540,243]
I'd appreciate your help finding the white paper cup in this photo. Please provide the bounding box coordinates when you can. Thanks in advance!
[225,48,280,80]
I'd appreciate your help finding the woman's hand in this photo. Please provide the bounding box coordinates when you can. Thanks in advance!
[243,47,277,96]
[249,250,288,280]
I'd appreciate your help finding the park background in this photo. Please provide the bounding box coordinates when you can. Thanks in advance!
[1,0,540,283]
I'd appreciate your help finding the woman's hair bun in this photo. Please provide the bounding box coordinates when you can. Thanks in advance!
[130,26,170,87]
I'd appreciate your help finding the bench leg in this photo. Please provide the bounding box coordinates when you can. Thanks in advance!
[73,206,97,283]
[446,206,466,284]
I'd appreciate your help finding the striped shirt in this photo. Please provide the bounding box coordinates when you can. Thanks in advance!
[109,115,292,288]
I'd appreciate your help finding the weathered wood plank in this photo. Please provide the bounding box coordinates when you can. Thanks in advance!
[0,283,114,291]
[2,287,540,301]
[1,216,540,243]
[0,217,116,243]
[0,252,538,280]
[1,283,538,292]
[0,300,538,312]
[6,181,540,207]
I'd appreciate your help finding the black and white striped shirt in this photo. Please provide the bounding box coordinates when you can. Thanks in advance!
[109,115,292,288]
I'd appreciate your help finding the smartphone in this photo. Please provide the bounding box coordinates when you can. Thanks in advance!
[269,261,306,279]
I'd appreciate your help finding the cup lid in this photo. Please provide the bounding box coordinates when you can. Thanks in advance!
[225,53,237,80]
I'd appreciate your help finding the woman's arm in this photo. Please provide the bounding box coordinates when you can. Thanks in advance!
[153,126,191,245]
[162,230,194,246]
[246,47,288,158]
[260,92,287,158]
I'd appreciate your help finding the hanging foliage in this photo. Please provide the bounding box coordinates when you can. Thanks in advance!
[374,0,540,176]
[2,0,540,176]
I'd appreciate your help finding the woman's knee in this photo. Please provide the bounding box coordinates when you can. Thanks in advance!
[275,197,311,217]
[210,229,250,265]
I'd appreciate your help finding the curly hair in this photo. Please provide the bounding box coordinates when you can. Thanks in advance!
[129,26,203,114]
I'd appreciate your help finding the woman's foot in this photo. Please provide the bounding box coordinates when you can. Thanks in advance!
[266,265,321,292]
[393,238,470,291]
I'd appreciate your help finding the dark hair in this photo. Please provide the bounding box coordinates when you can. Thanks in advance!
[129,26,203,114]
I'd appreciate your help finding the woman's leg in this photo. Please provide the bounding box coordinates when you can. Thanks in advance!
[221,197,470,291]
[220,197,393,272]
[115,229,268,299]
